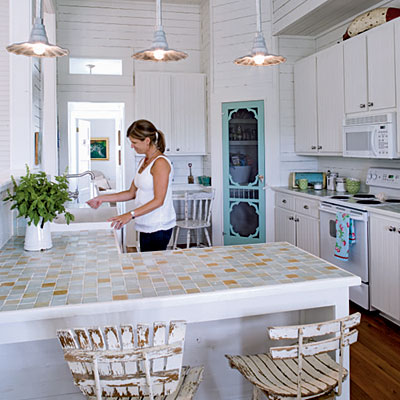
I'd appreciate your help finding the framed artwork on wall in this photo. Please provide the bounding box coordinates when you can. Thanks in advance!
[90,138,109,160]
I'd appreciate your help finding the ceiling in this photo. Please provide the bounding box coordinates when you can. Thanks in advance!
[275,0,385,36]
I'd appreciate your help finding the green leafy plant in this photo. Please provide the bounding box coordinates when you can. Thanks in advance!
[4,165,74,228]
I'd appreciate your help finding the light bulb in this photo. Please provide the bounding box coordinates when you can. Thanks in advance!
[254,54,265,65]
[153,49,165,60]
[32,43,46,55]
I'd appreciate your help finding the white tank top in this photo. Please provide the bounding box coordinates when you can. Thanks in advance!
[133,155,176,233]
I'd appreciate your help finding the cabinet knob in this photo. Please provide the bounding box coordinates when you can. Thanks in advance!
[176,148,180,151]
[166,148,170,152]
[388,226,397,232]
[303,205,309,210]
[368,101,374,107]
[294,218,299,222]
[311,145,317,150]
[282,199,287,204]
[318,145,322,150]
[289,216,294,221]
[360,104,366,108]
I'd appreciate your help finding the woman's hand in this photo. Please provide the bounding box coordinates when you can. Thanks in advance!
[108,212,133,230]
[87,196,103,209]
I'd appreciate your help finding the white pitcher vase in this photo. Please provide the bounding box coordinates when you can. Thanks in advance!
[24,220,53,251]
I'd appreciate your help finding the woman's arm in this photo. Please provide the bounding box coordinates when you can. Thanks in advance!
[108,158,171,229]
[87,180,137,209]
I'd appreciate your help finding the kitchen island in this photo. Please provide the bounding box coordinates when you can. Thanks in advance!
[0,231,360,400]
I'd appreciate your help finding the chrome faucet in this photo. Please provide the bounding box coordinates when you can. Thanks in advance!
[65,171,96,200]
[65,171,96,180]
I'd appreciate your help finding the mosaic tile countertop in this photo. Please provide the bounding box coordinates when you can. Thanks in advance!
[0,231,356,312]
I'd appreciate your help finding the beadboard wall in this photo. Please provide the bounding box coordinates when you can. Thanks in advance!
[0,0,10,172]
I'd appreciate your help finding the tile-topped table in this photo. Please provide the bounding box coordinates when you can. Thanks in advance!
[0,231,360,400]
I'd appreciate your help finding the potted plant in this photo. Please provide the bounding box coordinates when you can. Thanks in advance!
[4,166,74,251]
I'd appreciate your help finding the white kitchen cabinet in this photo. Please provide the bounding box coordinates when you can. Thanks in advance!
[294,44,344,155]
[344,22,396,114]
[294,55,317,154]
[135,72,206,155]
[370,213,400,322]
[274,192,320,256]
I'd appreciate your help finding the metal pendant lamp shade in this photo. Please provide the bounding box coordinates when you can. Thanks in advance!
[234,0,286,66]
[132,0,187,62]
[6,0,68,58]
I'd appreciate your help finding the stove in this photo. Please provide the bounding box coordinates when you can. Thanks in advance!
[319,167,400,310]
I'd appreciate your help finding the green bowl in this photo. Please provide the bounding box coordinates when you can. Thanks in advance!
[346,178,361,194]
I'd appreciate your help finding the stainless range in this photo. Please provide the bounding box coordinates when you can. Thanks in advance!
[319,168,400,310]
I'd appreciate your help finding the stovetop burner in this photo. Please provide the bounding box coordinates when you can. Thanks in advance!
[356,200,382,205]
[352,194,376,199]
[330,195,350,200]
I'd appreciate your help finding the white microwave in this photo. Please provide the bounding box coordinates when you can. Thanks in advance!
[343,113,399,158]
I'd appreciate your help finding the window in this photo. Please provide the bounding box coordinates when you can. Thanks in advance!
[69,58,122,75]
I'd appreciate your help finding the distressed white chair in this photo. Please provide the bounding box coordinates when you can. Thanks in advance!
[57,320,204,400]
[226,312,361,400]
[173,190,215,249]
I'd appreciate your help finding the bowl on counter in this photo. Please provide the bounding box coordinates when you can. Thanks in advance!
[313,182,323,190]
[346,178,361,194]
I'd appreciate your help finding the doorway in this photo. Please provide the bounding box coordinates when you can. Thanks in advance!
[67,102,125,201]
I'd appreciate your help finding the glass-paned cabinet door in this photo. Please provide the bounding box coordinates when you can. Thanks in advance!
[222,100,265,245]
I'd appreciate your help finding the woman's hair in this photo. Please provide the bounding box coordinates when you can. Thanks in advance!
[126,119,166,153]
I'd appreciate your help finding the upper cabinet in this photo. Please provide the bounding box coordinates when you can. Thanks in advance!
[135,72,207,155]
[294,43,344,155]
[343,22,396,114]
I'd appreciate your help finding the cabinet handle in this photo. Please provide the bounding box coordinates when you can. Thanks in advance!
[282,199,287,204]
[289,216,294,221]
[318,145,322,150]
[360,104,366,108]
[303,205,309,209]
[311,145,317,150]
[368,101,374,107]
[388,226,397,232]
[294,218,299,222]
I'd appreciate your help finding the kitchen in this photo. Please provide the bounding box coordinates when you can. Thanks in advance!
[1,0,400,399]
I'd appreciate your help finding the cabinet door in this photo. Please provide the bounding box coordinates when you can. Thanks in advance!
[370,214,400,320]
[135,72,172,152]
[171,74,206,155]
[275,207,296,245]
[367,23,396,111]
[317,44,344,154]
[296,214,320,257]
[294,55,318,153]
[344,35,368,114]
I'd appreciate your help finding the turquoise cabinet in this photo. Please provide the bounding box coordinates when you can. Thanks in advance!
[222,101,266,245]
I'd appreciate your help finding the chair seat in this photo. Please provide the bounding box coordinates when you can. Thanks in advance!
[86,366,204,400]
[176,220,210,230]
[226,353,347,399]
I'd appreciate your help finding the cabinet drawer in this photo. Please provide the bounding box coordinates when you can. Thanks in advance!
[295,197,319,218]
[275,192,295,210]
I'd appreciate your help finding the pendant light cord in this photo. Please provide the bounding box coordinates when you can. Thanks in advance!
[36,0,43,22]
[256,0,261,33]
[156,0,162,29]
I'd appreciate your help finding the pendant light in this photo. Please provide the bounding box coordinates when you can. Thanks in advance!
[132,0,188,62]
[6,0,69,58]
[234,0,286,66]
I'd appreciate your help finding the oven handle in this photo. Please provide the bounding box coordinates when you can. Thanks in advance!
[319,205,368,221]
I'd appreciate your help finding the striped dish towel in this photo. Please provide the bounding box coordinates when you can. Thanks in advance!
[334,212,356,261]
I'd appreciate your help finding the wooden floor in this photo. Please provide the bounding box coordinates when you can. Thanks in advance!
[350,302,400,399]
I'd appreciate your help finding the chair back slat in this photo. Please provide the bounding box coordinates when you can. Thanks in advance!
[183,191,215,223]
[57,320,187,400]
[270,329,358,359]
[269,312,361,340]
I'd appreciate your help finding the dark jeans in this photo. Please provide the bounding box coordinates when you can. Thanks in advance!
[139,228,173,252]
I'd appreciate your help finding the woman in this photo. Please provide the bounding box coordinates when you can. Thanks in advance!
[87,119,176,252]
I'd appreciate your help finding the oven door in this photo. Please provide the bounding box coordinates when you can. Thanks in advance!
[343,125,373,158]
[319,202,369,282]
